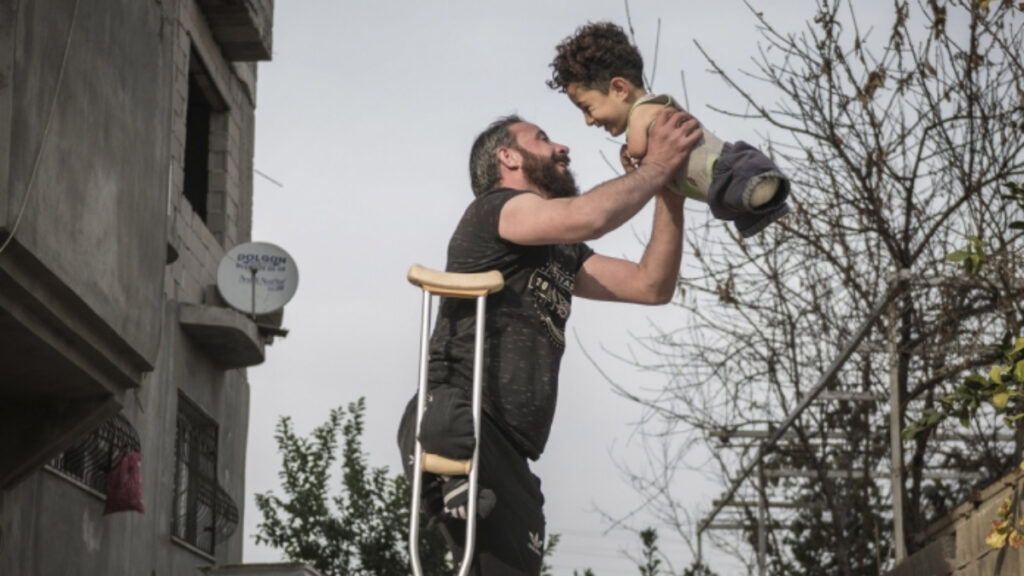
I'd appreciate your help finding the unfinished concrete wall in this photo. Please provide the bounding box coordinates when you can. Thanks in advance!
[3,0,171,364]
[888,469,1024,576]
[0,0,274,573]
[0,0,173,494]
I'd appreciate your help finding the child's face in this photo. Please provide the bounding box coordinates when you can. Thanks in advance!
[566,82,633,137]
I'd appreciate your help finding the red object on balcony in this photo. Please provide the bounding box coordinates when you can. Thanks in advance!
[104,452,145,515]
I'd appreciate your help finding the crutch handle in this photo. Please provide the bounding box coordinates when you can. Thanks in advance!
[408,264,504,298]
[421,452,472,476]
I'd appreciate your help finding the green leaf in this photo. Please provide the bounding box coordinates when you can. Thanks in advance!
[991,366,1006,385]
[965,374,988,389]
[1002,181,1024,197]
[941,394,956,409]
[993,392,1011,411]
[946,250,969,262]
[1011,338,1024,357]
[968,256,985,275]
[1015,360,1024,382]
[903,407,949,439]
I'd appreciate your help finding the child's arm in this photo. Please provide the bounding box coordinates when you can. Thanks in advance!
[624,100,665,163]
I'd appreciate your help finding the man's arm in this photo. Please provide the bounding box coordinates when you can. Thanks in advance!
[573,190,684,305]
[498,109,700,246]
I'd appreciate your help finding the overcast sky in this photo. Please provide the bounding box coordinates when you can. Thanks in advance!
[243,2,844,574]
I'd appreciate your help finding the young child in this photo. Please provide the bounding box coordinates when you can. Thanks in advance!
[548,22,791,238]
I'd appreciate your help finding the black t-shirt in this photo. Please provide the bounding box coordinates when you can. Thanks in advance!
[427,188,594,460]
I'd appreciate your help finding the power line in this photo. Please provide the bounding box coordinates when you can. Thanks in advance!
[254,168,284,188]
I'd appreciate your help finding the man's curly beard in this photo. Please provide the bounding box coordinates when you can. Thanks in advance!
[514,145,579,199]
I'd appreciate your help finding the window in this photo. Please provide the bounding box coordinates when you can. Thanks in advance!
[172,392,238,555]
[50,413,140,494]
[183,49,226,224]
[172,392,219,553]
[183,73,211,221]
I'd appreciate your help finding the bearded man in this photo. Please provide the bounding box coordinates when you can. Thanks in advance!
[398,110,701,576]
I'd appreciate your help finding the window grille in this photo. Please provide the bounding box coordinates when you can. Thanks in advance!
[172,392,238,555]
[50,412,141,494]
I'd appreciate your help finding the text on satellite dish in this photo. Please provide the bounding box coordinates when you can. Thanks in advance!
[233,252,290,272]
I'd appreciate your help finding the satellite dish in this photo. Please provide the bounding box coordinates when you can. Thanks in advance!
[217,242,298,316]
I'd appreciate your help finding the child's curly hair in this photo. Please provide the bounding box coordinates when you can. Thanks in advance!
[547,22,645,93]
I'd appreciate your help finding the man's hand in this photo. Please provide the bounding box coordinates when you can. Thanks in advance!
[641,108,702,180]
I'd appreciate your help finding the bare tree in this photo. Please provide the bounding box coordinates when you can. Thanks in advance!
[610,1,1024,573]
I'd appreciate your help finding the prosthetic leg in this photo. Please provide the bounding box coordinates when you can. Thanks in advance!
[406,264,504,576]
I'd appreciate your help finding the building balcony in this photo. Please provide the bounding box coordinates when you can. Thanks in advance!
[198,0,275,61]
[179,303,265,369]
[0,241,156,489]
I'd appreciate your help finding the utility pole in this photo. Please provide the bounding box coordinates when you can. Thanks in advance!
[888,296,907,563]
[757,461,767,576]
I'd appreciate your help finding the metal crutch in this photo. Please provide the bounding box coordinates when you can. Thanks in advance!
[406,264,504,576]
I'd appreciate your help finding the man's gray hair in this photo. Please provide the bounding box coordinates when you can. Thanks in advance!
[469,115,523,197]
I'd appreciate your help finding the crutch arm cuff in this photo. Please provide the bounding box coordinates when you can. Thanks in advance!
[408,264,504,298]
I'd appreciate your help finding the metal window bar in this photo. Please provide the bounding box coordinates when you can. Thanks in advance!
[213,483,240,543]
[50,412,141,493]
[171,392,236,555]
[191,476,239,548]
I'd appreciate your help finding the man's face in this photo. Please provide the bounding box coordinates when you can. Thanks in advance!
[508,123,578,199]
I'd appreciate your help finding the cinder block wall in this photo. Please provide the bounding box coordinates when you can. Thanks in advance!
[165,0,257,305]
[889,469,1024,576]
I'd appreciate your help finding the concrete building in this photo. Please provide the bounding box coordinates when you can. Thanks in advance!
[0,1,282,574]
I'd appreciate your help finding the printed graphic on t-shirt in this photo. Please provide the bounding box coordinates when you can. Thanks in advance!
[527,259,574,347]
[528,531,544,557]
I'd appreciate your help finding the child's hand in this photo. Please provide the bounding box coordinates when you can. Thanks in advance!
[619,144,638,174]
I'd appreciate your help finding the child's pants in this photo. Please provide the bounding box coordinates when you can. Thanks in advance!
[708,140,791,237]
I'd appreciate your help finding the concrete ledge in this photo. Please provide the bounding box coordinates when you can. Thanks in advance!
[0,239,154,398]
[179,303,264,368]
[200,563,324,576]
[886,533,955,576]
[197,0,274,61]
